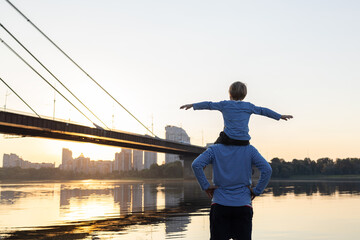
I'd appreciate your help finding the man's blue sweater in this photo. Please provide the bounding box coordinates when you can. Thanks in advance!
[193,100,281,140]
[192,144,272,207]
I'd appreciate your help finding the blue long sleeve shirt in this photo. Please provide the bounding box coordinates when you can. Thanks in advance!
[192,144,272,207]
[193,100,281,140]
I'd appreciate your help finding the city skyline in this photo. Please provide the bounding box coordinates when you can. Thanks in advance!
[1,0,360,165]
[3,146,158,171]
[3,152,55,169]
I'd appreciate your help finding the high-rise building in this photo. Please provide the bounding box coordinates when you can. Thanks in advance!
[61,148,73,171]
[165,125,190,164]
[114,152,121,172]
[91,160,113,174]
[144,151,157,169]
[74,153,90,173]
[114,149,132,171]
[133,150,144,171]
[3,153,55,169]
[3,153,22,168]
[62,148,72,165]
[61,148,112,174]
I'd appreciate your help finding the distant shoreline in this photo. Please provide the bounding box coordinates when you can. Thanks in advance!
[2,166,360,182]
[0,177,189,184]
[1,175,360,183]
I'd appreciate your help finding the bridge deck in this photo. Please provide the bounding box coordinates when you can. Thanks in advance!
[0,111,206,156]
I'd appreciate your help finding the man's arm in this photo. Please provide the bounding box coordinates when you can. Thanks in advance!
[250,147,272,196]
[180,101,224,111]
[191,148,214,191]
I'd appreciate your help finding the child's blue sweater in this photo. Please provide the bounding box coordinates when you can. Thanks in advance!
[192,144,272,207]
[193,100,281,140]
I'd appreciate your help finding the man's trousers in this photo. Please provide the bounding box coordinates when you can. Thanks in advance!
[210,204,253,240]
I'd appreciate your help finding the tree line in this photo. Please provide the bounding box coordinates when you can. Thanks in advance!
[1,158,360,180]
[270,157,360,178]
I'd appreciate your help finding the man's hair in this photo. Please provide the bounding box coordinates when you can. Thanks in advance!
[229,81,247,100]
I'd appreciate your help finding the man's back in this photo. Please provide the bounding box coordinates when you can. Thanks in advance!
[192,144,272,207]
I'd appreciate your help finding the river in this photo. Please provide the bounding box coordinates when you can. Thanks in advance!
[0,179,359,239]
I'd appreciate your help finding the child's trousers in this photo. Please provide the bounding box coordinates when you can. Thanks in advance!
[214,132,250,146]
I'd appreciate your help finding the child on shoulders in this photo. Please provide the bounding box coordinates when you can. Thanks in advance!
[180,81,293,145]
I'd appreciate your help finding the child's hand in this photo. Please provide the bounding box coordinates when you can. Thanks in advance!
[280,115,293,121]
[180,104,193,110]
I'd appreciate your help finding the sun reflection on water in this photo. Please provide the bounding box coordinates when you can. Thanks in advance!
[1,180,360,239]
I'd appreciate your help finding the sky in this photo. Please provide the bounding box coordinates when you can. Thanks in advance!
[0,0,359,166]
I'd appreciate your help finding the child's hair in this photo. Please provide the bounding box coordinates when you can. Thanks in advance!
[229,81,247,100]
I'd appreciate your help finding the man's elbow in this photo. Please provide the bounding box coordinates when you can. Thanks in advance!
[266,166,272,176]
[191,161,199,172]
[262,165,272,176]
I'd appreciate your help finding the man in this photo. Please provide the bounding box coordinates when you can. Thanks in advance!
[192,144,272,240]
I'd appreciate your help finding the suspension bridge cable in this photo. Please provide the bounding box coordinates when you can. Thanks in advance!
[0,37,96,127]
[5,0,157,137]
[0,23,110,130]
[0,77,41,118]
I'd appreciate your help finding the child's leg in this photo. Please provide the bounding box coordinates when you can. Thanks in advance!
[214,132,250,146]
[214,131,230,144]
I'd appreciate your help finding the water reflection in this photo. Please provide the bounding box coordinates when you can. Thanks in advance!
[58,181,210,214]
[0,180,211,239]
[267,180,360,196]
[0,184,54,205]
[1,180,360,239]
[59,181,207,238]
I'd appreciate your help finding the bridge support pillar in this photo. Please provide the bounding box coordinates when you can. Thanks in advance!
[181,155,196,179]
[181,155,213,180]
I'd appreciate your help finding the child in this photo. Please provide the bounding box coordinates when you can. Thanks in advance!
[180,81,293,145]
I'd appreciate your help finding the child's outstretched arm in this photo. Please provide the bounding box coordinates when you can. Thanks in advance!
[182,101,224,111]
[280,115,293,121]
[252,105,293,122]
[180,104,193,110]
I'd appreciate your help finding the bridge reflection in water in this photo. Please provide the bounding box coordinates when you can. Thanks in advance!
[59,181,208,236]
[0,180,211,239]
[1,180,360,239]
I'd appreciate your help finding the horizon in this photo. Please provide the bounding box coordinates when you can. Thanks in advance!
[2,145,358,169]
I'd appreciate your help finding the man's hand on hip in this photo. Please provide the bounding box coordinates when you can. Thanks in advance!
[205,185,218,199]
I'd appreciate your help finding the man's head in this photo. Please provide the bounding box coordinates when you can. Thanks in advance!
[229,81,247,101]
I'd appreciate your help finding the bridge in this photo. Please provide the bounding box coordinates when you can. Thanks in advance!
[0,111,206,178]
[0,1,208,178]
